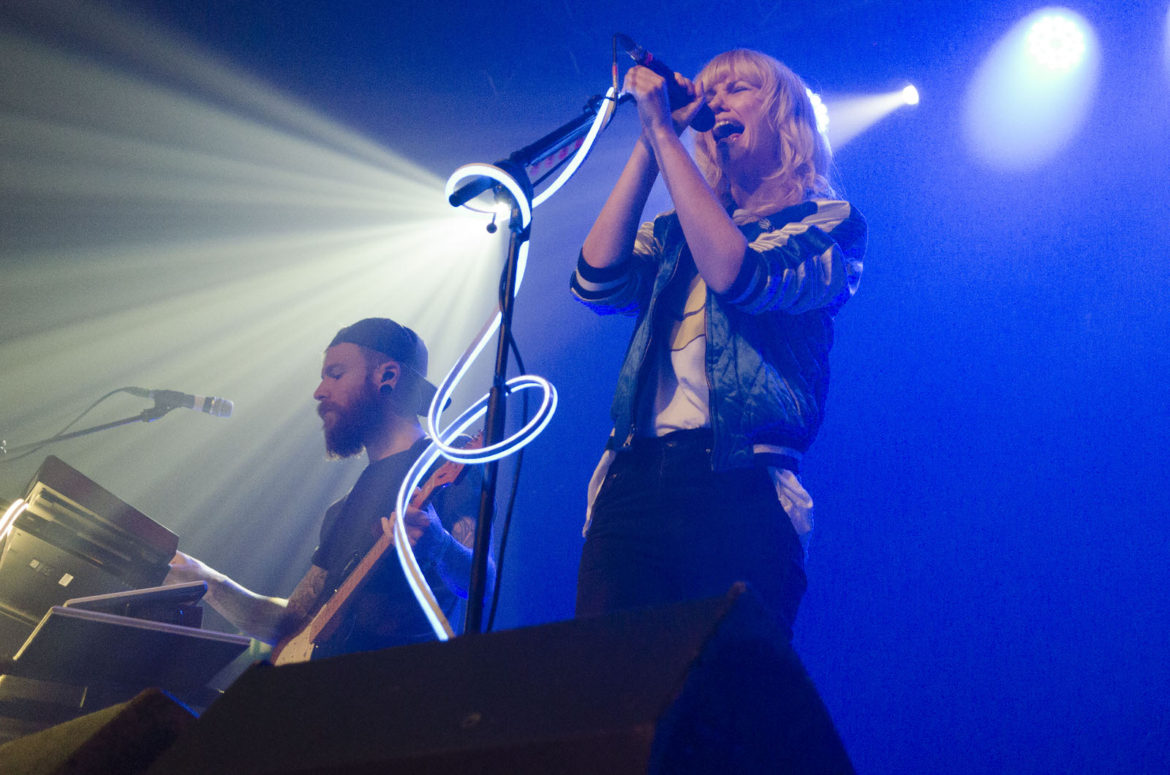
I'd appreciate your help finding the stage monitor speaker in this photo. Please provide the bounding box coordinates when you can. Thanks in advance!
[147,584,853,774]
[0,687,195,775]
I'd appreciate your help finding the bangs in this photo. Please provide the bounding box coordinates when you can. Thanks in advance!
[697,50,780,95]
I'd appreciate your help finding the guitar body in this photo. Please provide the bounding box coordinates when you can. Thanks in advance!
[270,436,479,666]
[271,622,317,666]
[270,531,393,666]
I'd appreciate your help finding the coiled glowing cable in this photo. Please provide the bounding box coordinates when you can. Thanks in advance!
[394,88,617,640]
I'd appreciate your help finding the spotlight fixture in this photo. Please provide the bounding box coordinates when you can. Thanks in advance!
[963,6,1099,169]
[1027,10,1087,71]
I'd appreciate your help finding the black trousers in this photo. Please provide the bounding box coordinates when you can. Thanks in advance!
[576,429,807,638]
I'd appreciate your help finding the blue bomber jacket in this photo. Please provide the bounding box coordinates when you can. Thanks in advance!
[571,198,867,471]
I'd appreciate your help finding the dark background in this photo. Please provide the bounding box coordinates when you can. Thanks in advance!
[1,1,1167,771]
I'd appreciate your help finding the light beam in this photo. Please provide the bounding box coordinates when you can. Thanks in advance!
[963,7,1100,170]
[822,86,920,150]
[0,1,508,601]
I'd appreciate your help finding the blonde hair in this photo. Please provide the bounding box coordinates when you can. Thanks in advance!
[693,50,834,215]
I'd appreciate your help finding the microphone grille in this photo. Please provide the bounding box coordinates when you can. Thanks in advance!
[208,397,233,418]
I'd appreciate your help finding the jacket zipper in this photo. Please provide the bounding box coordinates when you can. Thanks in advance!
[625,231,687,447]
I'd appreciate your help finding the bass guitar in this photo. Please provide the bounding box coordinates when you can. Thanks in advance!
[271,435,478,665]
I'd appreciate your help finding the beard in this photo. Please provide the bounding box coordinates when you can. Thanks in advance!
[319,379,385,459]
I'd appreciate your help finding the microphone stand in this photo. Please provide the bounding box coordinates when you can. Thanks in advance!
[465,191,526,637]
[448,94,606,209]
[452,95,608,635]
[1,405,177,460]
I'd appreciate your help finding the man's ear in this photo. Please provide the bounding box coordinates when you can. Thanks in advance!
[376,361,401,395]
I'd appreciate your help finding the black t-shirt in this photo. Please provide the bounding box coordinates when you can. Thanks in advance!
[310,436,480,656]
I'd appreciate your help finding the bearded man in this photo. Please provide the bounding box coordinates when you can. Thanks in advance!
[166,318,484,659]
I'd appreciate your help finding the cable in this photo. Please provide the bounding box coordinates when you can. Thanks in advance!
[531,87,617,208]
[1,388,132,466]
[485,326,530,632]
[396,76,622,641]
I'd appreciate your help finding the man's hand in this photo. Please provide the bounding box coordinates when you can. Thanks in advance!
[381,505,448,565]
[164,550,220,586]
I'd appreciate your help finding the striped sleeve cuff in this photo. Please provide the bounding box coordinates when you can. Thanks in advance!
[571,250,631,302]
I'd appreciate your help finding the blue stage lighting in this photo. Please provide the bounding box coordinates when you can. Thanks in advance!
[963,7,1100,170]
[807,89,830,135]
[1027,11,1087,70]
[902,85,920,106]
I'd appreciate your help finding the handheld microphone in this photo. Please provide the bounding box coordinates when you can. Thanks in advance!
[125,387,233,418]
[615,34,715,132]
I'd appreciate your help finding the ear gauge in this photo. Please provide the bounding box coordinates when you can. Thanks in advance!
[380,384,394,395]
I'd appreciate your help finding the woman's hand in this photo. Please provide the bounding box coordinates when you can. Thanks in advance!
[623,66,707,137]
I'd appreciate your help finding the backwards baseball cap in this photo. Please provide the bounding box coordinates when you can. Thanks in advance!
[329,318,439,415]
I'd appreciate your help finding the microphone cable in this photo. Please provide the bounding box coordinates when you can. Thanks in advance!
[2,387,144,466]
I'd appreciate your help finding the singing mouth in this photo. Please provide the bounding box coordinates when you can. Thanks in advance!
[712,120,744,142]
